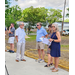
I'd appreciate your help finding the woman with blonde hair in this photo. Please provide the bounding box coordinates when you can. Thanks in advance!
[49,23,61,72]
[44,24,53,67]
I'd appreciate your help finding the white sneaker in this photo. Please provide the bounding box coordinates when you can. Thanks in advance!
[40,60,44,63]
[37,59,42,63]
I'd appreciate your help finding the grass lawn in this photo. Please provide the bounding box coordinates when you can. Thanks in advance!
[26,35,69,50]
[61,36,69,40]
[26,35,69,40]
[26,35,36,41]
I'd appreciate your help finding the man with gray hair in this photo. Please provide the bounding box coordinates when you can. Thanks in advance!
[15,22,26,62]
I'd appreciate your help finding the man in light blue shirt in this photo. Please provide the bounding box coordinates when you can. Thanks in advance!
[16,27,26,43]
[36,22,48,63]
[15,22,26,62]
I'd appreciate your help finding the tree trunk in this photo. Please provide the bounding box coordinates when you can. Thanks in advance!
[28,22,30,35]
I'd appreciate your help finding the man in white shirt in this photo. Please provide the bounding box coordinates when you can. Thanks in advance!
[15,22,26,62]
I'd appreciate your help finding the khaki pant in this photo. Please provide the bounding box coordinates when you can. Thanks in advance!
[36,42,45,50]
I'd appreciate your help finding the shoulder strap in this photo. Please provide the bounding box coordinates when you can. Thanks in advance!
[52,32,56,39]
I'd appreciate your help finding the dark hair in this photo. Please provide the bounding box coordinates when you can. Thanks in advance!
[48,24,52,27]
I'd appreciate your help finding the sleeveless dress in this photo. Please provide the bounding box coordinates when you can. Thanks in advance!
[50,32,60,57]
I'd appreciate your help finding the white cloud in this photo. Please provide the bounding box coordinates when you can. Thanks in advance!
[14,0,69,9]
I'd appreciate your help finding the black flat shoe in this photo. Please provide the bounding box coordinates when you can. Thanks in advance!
[8,50,12,52]
[50,63,53,65]
[10,51,14,53]
[44,64,50,67]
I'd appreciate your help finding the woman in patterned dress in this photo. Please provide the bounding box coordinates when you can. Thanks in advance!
[44,24,53,67]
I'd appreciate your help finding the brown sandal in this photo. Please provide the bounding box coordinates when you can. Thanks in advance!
[52,68,58,72]
[50,67,55,70]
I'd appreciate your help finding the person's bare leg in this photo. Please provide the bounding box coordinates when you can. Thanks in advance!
[55,57,59,68]
[54,57,56,68]
[48,54,51,64]
[52,57,59,72]
[10,44,12,50]
[50,56,53,63]
[50,57,55,70]
[41,49,45,60]
[38,49,41,59]
[11,44,14,51]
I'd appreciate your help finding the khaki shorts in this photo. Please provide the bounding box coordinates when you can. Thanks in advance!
[36,42,45,50]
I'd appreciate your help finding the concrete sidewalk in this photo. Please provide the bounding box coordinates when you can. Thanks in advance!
[5,52,69,75]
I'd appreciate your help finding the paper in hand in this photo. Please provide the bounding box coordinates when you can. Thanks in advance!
[40,38,51,46]
[39,37,44,41]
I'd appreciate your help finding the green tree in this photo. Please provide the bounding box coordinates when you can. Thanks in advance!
[5,5,22,29]
[22,6,48,34]
[5,0,9,8]
[5,0,10,18]
[66,8,69,17]
[64,19,69,22]
[47,9,62,24]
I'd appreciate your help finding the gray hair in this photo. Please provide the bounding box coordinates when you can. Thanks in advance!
[52,23,59,32]
[19,22,24,26]
[37,22,42,26]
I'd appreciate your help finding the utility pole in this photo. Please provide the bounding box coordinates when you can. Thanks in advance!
[61,0,66,35]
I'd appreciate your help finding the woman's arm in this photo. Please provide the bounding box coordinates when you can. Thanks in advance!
[49,31,61,42]
[54,31,61,42]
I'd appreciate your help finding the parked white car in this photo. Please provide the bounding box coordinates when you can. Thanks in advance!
[62,29,69,35]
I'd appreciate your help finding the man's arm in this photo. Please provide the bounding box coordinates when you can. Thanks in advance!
[15,36,18,42]
[45,34,48,38]
[8,26,13,34]
[43,29,48,38]
[15,29,18,42]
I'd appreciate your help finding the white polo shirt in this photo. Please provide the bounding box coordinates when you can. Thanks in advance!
[15,27,26,43]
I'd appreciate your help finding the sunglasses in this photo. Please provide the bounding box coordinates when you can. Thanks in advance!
[52,26,55,27]
[37,25,39,26]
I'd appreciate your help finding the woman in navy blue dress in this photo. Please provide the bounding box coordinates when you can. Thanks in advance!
[49,23,61,72]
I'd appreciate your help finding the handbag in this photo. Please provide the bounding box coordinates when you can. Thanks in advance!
[49,32,56,49]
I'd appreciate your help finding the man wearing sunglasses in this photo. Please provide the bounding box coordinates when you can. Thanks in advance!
[36,22,48,63]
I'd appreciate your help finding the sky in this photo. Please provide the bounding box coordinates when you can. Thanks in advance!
[9,0,69,19]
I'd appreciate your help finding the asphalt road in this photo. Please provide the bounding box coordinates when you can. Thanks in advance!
[5,52,69,75]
